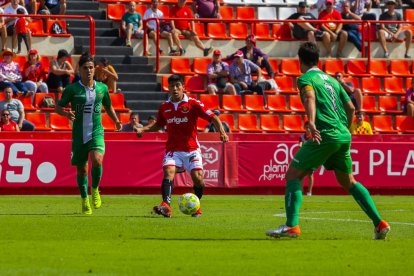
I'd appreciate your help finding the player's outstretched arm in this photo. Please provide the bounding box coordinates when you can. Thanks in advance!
[55,105,75,121]
[211,116,229,143]
[301,85,321,144]
[104,105,122,131]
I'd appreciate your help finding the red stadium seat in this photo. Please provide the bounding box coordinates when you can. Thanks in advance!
[289,95,305,113]
[14,56,27,69]
[361,77,384,95]
[25,112,51,131]
[346,60,367,76]
[343,77,360,88]
[253,23,272,40]
[389,60,412,77]
[260,114,284,133]
[170,58,193,75]
[372,115,397,133]
[207,23,229,40]
[383,77,405,95]
[110,93,129,112]
[199,94,220,111]
[107,4,126,21]
[193,23,207,40]
[236,6,255,20]
[193,58,211,75]
[162,75,170,92]
[40,56,50,72]
[396,115,414,133]
[135,4,147,16]
[229,23,248,40]
[220,6,234,19]
[267,95,291,113]
[219,113,238,132]
[47,20,71,37]
[368,60,390,77]
[119,112,131,124]
[19,96,36,111]
[244,95,267,113]
[28,19,48,37]
[222,95,246,112]
[265,59,279,76]
[197,117,209,131]
[49,112,72,131]
[34,93,56,111]
[158,5,169,17]
[324,59,345,75]
[274,76,297,94]
[272,24,294,40]
[360,95,380,114]
[405,9,414,22]
[378,96,402,114]
[238,114,261,133]
[282,114,304,132]
[280,59,301,76]
[102,113,116,131]
[185,75,206,93]
[362,25,377,41]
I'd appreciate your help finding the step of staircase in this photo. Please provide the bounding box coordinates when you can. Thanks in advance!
[96,56,149,65]
[77,45,133,56]
[117,82,158,91]
[75,36,123,47]
[67,19,113,29]
[126,99,165,111]
[68,27,118,37]
[123,91,167,101]
[66,9,106,19]
[67,1,99,10]
[117,73,157,82]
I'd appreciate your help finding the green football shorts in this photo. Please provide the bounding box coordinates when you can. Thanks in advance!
[290,142,353,174]
[71,138,105,166]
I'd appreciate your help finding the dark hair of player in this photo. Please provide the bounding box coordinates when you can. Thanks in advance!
[168,74,184,84]
[298,42,319,67]
[78,52,94,67]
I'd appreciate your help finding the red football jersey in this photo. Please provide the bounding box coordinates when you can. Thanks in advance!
[156,95,214,152]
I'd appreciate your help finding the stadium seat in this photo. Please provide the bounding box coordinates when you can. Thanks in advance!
[14,56,27,69]
[244,95,268,113]
[360,95,380,114]
[135,4,147,16]
[383,77,405,95]
[110,93,129,112]
[280,59,301,76]
[27,19,48,37]
[158,5,169,17]
[236,7,255,20]
[34,93,56,111]
[267,95,291,113]
[40,56,50,72]
[278,7,296,20]
[199,94,220,111]
[238,114,261,133]
[220,6,234,19]
[396,115,414,133]
[25,112,51,131]
[229,23,248,40]
[193,58,211,75]
[253,23,272,40]
[19,96,36,111]
[264,0,285,4]
[49,112,71,131]
[286,0,301,4]
[368,60,390,77]
[257,7,276,20]
[219,113,238,132]
[185,75,206,93]
[162,75,170,92]
[324,59,345,75]
[272,24,294,40]
[343,76,360,88]
[197,117,209,131]
[289,95,305,113]
[346,60,367,76]
[107,4,126,21]
[207,23,230,40]
[193,23,207,40]
[405,9,414,22]
[170,58,193,75]
[47,20,71,37]
[274,76,296,94]
[222,95,246,112]
[378,96,402,114]
[223,0,242,4]
[119,112,130,124]
[260,114,284,133]
[361,77,384,95]
[102,113,116,131]
[372,115,398,133]
[282,114,304,132]
[389,60,412,77]
[244,0,264,4]
[267,59,279,75]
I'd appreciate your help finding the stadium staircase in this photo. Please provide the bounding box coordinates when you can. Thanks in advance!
[66,0,165,120]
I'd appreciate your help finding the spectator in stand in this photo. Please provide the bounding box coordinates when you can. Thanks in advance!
[15,7,31,54]
[121,1,144,48]
[0,48,30,97]
[146,115,164,132]
[350,111,373,135]
[192,0,221,19]
[122,112,143,132]
[335,71,362,111]
[170,0,213,57]
[0,0,10,8]
[46,49,74,93]
[378,0,412,58]
[341,1,362,52]
[144,0,181,56]
[0,85,35,130]
[4,0,28,51]
[207,49,236,95]
[19,0,36,14]
[23,49,48,94]
[229,50,266,105]
[38,0,66,15]
[349,0,376,20]
[0,108,19,131]
[0,6,6,51]
[204,109,230,133]
[318,0,348,58]
[95,57,120,93]
[404,78,414,116]
[288,2,331,57]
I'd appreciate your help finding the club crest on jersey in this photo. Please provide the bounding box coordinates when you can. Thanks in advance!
[181,106,189,113]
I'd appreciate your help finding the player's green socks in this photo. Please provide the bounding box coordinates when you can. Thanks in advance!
[76,175,88,198]
[285,179,302,227]
[349,182,382,226]
[91,166,102,189]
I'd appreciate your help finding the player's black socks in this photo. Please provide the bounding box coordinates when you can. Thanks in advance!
[161,179,173,205]
[193,185,204,200]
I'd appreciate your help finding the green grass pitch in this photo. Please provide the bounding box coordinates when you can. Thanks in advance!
[0,195,413,275]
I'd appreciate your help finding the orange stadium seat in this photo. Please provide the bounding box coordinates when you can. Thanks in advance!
[110,93,129,112]
[244,95,267,112]
[219,113,238,132]
[229,23,248,40]
[360,95,380,114]
[238,114,261,133]
[101,113,116,131]
[14,56,27,68]
[193,23,207,40]
[19,96,36,111]
[158,5,169,17]
[185,75,206,93]
[324,59,345,75]
[119,112,131,124]
[135,4,147,16]
[49,112,72,131]
[34,93,56,111]
[193,58,210,75]
[289,95,305,113]
[253,23,272,40]
[265,59,279,76]
[343,76,360,88]
[396,115,414,133]
[383,77,405,95]
[346,60,367,76]
[282,114,304,132]
[199,94,220,111]
[368,60,390,77]
[372,115,398,133]
[186,93,198,100]
[236,6,255,20]
[222,95,246,112]
[272,24,294,40]
[25,112,51,131]
[405,9,414,22]
[162,75,170,92]
[267,95,291,113]
[170,58,193,75]
[361,77,384,95]
[40,56,51,72]
[260,114,284,133]
[389,60,412,77]
[28,19,48,37]
[379,96,402,114]
[280,59,301,76]
[207,23,229,40]
[107,4,126,21]
[274,76,296,94]
[220,6,234,19]
[47,20,71,37]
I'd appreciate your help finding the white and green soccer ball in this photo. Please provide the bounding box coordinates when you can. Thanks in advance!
[178,193,200,215]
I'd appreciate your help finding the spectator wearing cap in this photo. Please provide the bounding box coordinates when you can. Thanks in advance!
[4,0,28,51]
[335,71,362,112]
[318,0,348,58]
[46,49,74,93]
[350,112,373,135]
[378,0,412,58]
[207,49,236,95]
[0,48,30,97]
[287,2,331,55]
[23,49,48,95]
[192,0,221,19]
[203,109,230,133]
[229,50,266,105]
[341,1,363,53]
[228,35,275,78]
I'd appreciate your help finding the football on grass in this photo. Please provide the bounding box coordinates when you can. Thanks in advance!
[178,193,200,215]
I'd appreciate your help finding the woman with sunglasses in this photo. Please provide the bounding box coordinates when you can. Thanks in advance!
[0,109,19,131]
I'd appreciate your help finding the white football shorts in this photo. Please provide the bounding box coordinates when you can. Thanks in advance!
[162,150,204,172]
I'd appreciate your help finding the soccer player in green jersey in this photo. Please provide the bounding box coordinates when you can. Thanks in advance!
[266,42,390,239]
[55,52,122,215]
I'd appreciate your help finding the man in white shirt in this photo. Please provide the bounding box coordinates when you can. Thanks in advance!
[4,0,28,51]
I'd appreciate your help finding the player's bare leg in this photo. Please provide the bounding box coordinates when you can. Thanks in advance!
[190,169,204,217]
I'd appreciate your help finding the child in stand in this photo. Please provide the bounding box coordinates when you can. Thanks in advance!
[15,8,31,54]
[298,121,314,196]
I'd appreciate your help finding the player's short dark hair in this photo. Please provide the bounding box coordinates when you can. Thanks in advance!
[78,52,94,67]
[298,42,319,67]
[168,74,184,84]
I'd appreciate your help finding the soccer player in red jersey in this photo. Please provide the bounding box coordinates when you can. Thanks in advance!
[135,74,229,217]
